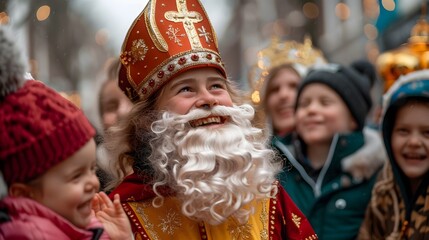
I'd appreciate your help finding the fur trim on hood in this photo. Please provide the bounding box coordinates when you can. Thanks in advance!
[342,127,387,183]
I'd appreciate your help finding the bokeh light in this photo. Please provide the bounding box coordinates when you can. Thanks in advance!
[303,2,319,19]
[36,5,51,21]
[335,3,350,21]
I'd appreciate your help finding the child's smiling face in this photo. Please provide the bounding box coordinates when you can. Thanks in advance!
[266,67,301,135]
[28,139,99,228]
[296,83,357,146]
[392,102,429,183]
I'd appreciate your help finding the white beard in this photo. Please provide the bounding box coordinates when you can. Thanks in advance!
[148,104,280,225]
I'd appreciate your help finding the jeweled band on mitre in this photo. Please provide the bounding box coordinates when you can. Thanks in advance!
[131,49,224,100]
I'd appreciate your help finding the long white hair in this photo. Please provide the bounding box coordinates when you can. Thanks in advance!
[149,104,281,225]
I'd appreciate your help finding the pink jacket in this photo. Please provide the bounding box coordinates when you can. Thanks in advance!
[0,196,110,240]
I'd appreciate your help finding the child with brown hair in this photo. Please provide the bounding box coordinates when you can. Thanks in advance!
[0,26,132,240]
[96,58,133,191]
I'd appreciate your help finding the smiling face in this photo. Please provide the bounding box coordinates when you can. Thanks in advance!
[265,67,301,135]
[296,83,357,145]
[100,80,133,130]
[391,102,429,183]
[189,116,226,128]
[155,67,233,128]
[28,139,99,228]
[141,68,280,225]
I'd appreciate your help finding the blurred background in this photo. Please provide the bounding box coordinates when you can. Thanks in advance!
[0,0,426,129]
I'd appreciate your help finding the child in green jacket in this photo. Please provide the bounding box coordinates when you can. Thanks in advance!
[275,63,381,240]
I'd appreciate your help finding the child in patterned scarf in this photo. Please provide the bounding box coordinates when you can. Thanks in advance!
[358,69,429,239]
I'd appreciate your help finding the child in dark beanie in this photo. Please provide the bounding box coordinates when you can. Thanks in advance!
[275,63,383,240]
[0,26,132,240]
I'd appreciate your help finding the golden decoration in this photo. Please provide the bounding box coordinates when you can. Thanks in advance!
[248,35,326,104]
[131,39,149,63]
[165,0,203,49]
[376,3,429,92]
[147,1,168,52]
[157,209,182,235]
[259,200,269,240]
[227,222,252,240]
[291,213,301,229]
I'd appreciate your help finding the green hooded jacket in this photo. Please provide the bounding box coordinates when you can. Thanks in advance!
[274,132,379,240]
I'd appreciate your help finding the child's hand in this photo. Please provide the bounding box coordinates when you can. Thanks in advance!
[92,192,133,240]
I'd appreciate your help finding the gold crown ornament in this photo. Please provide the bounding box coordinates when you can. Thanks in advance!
[118,0,226,102]
[248,36,326,104]
[377,7,429,92]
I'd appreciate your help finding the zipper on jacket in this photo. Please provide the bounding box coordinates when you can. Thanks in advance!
[314,134,339,197]
[89,228,104,240]
[274,134,339,198]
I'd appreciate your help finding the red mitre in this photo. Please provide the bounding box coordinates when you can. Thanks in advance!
[118,0,227,102]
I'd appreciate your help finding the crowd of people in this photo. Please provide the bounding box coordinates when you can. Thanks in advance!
[1,0,429,239]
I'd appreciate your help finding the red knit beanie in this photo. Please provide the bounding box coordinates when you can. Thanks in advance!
[0,80,95,185]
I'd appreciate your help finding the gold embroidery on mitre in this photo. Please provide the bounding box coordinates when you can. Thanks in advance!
[166,25,186,46]
[198,26,213,43]
[146,1,168,52]
[131,39,149,63]
[165,0,203,49]
[197,0,219,49]
[292,213,301,228]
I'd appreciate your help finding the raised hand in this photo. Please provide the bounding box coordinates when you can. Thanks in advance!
[92,192,133,240]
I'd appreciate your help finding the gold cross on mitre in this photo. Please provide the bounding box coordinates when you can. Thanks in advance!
[165,0,203,49]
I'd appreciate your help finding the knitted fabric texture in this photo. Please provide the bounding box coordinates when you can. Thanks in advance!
[296,64,372,130]
[0,80,95,185]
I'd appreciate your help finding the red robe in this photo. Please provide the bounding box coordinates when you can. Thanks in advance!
[110,173,318,240]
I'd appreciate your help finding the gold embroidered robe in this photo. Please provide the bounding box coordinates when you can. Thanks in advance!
[111,173,318,240]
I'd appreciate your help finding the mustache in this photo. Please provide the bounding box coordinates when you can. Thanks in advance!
[152,104,255,133]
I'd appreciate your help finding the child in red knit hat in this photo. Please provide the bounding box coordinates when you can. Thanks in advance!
[0,26,132,239]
